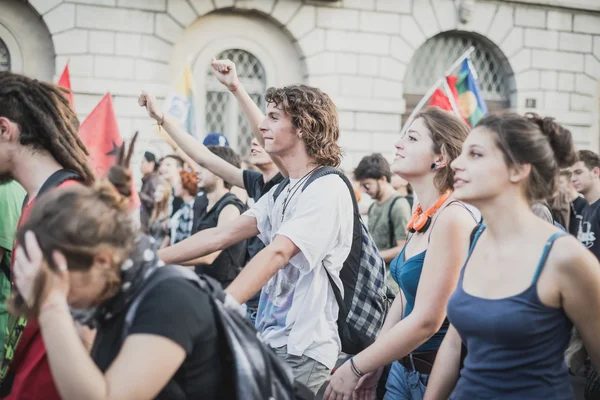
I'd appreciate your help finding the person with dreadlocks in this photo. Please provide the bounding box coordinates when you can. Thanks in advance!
[0,71,95,400]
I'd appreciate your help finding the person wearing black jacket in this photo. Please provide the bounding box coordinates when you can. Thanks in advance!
[181,146,247,288]
[139,151,160,231]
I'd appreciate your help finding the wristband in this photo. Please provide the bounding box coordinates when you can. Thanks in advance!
[350,357,365,378]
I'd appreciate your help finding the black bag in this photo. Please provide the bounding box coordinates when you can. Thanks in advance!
[122,266,314,400]
[273,167,390,355]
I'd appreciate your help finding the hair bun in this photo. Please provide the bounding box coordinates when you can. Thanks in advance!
[95,179,130,211]
[95,132,138,211]
[525,112,576,168]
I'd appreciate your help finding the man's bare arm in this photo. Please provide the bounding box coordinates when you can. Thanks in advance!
[158,215,258,265]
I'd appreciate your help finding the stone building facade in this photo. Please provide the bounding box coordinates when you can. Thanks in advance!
[1,0,600,173]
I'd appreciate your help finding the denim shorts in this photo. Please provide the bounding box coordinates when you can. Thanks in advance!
[384,360,430,400]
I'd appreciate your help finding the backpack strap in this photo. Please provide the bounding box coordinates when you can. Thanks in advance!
[214,192,247,216]
[122,266,224,342]
[272,178,291,201]
[21,169,83,209]
[301,166,359,215]
[387,196,401,249]
[299,167,358,318]
[119,266,223,400]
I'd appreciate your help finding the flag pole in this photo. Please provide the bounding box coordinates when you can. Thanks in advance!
[442,79,463,120]
[400,46,476,136]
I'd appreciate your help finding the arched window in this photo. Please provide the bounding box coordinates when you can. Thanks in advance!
[404,32,513,118]
[205,49,266,156]
[0,38,10,72]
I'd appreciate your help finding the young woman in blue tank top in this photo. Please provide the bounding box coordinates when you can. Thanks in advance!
[325,108,479,400]
[424,113,600,400]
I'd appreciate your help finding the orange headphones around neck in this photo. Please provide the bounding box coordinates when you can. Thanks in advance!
[407,190,453,233]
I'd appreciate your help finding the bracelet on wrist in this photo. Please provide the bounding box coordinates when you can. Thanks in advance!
[350,357,365,378]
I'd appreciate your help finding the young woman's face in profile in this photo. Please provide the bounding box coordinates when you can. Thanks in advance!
[391,118,437,181]
[451,126,511,204]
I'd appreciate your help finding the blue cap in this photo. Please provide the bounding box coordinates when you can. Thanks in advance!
[203,133,230,147]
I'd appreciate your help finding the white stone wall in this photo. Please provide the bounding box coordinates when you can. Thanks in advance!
[4,0,600,175]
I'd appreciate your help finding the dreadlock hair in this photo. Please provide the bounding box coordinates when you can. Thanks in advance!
[12,134,139,317]
[0,72,95,185]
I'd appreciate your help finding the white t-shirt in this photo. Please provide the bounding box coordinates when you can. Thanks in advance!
[245,174,353,369]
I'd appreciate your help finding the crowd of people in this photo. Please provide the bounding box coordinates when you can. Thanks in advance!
[0,55,600,400]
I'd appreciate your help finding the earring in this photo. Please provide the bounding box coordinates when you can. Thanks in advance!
[431,163,437,170]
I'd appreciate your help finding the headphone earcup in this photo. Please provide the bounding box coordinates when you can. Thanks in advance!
[413,214,432,232]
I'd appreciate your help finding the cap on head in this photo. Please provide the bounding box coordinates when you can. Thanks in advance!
[143,151,156,163]
[203,133,230,147]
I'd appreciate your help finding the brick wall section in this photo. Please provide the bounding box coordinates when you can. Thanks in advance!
[19,0,600,172]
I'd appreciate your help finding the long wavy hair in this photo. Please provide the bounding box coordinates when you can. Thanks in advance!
[265,84,342,167]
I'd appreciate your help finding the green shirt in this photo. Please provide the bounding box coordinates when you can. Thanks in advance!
[0,181,26,355]
[368,193,411,252]
[0,180,26,262]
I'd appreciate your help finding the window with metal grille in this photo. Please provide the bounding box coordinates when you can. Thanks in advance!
[205,49,266,156]
[0,38,10,72]
[404,32,511,106]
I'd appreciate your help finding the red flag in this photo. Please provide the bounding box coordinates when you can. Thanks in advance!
[428,75,469,125]
[79,93,141,210]
[57,62,74,108]
[429,76,460,111]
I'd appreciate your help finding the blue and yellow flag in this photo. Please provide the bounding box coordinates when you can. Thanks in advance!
[456,59,488,127]
[164,63,197,137]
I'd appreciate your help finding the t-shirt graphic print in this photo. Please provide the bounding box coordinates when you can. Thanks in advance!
[578,198,600,261]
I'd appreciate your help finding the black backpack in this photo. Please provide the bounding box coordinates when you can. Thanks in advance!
[273,166,390,355]
[122,266,314,400]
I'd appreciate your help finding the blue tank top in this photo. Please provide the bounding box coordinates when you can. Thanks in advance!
[390,248,448,352]
[448,226,573,399]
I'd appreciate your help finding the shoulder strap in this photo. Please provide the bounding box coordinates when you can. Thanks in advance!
[272,178,291,201]
[300,167,359,309]
[427,200,478,243]
[531,231,569,284]
[387,196,401,248]
[122,266,219,342]
[301,166,359,215]
[22,169,83,209]
[214,192,247,215]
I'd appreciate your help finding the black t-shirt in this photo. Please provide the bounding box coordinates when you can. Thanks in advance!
[92,279,232,400]
[242,170,284,203]
[171,195,184,217]
[579,198,600,261]
[570,196,588,237]
[193,193,247,287]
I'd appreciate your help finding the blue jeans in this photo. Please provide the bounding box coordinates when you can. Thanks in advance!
[384,361,429,400]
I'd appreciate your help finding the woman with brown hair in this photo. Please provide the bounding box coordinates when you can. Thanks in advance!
[10,147,230,399]
[148,178,171,249]
[169,169,198,245]
[424,113,600,399]
[325,107,479,400]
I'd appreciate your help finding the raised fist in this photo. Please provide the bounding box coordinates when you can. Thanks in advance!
[138,91,163,122]
[210,57,240,92]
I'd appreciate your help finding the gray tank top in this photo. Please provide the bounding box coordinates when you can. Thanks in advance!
[448,225,574,399]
